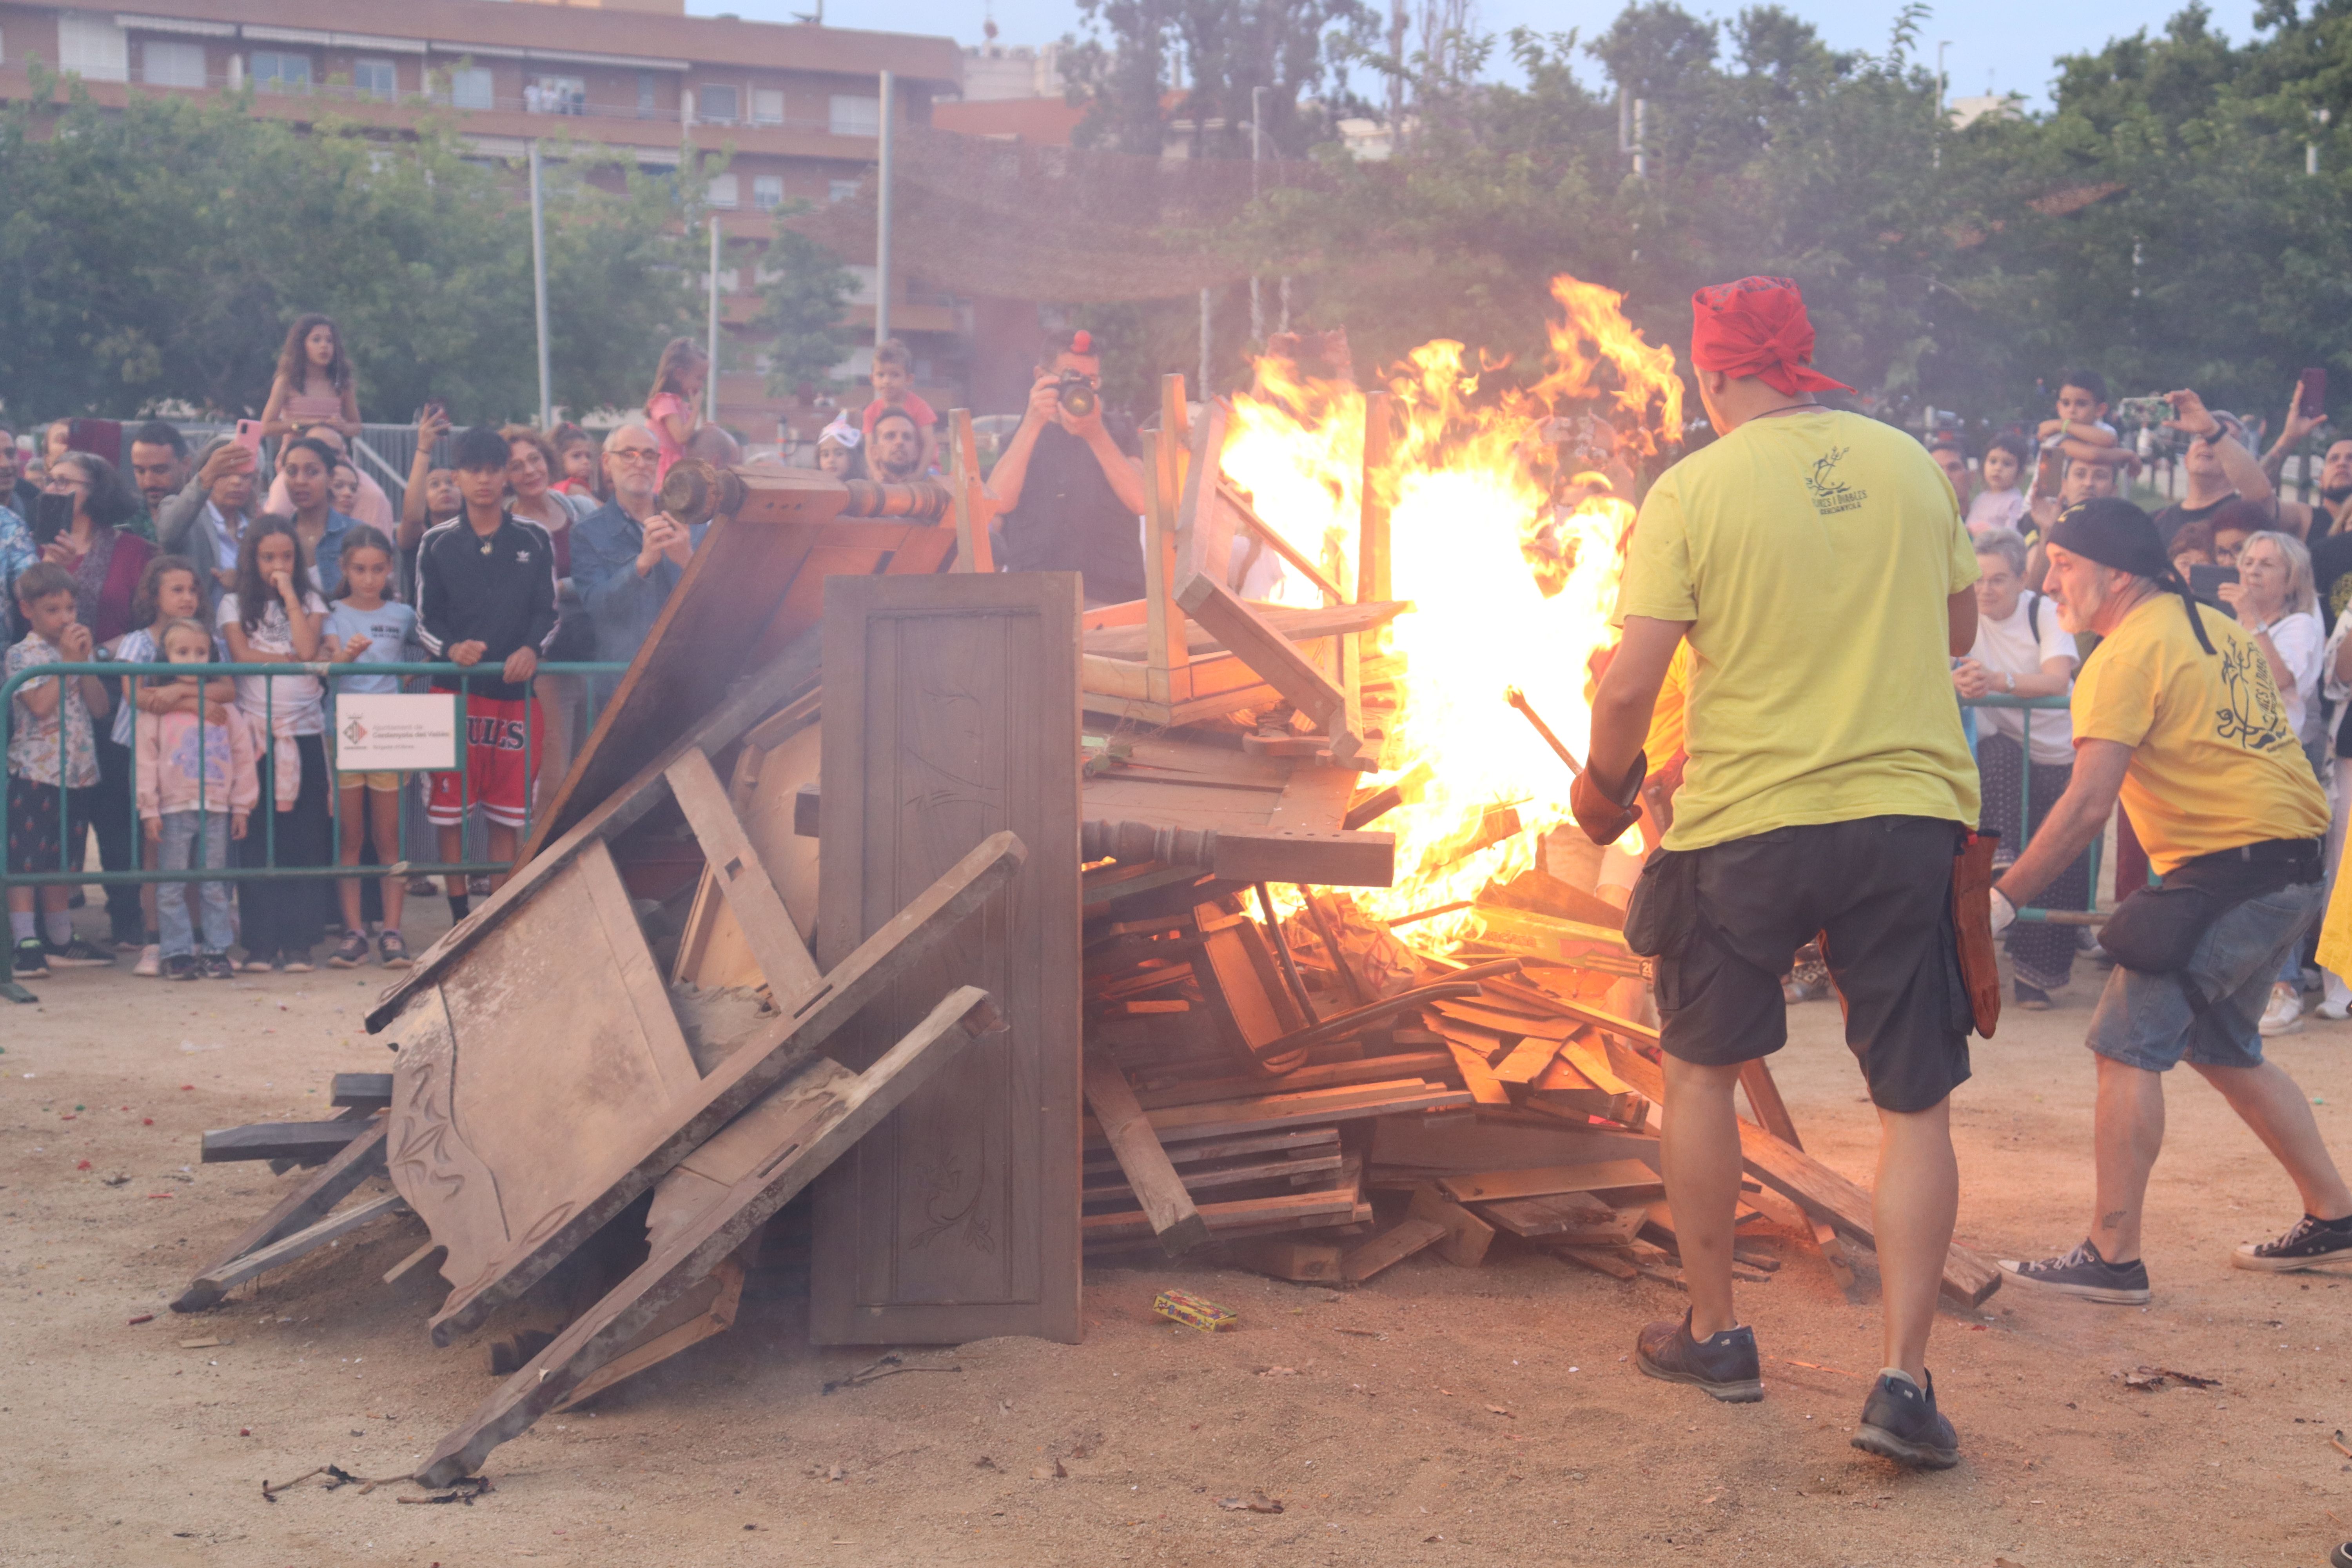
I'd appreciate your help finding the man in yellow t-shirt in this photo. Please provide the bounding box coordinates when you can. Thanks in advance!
[1989,496,2352,1301]
[1574,277,1981,1471]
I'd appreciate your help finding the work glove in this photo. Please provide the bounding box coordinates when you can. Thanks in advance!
[1989,888,2017,936]
[1571,748,1646,847]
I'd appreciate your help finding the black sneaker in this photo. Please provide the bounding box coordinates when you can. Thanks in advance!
[326,931,370,969]
[1852,1369,1961,1470]
[198,951,236,981]
[2014,980,2053,1011]
[11,936,50,978]
[1635,1310,1764,1403]
[163,953,198,981]
[2233,1213,2352,1272]
[1998,1239,2151,1304]
[43,936,114,968]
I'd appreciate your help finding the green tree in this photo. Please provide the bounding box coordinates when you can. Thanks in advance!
[757,207,861,397]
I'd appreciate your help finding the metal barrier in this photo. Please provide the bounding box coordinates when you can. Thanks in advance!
[1959,691,2103,926]
[1,658,627,995]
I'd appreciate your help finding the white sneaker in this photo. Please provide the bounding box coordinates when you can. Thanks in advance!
[132,943,161,978]
[2259,982,2305,1037]
[2316,999,2352,1022]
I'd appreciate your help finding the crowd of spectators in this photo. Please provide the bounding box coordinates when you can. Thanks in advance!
[1941,370,2352,1034]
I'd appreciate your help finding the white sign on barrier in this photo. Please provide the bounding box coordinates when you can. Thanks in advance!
[335,693,457,772]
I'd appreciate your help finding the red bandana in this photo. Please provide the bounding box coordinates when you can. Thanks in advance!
[1689,276,1853,397]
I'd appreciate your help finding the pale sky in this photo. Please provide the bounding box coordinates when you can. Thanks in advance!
[692,0,2262,113]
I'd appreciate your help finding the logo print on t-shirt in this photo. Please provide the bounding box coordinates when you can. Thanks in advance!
[2213,640,2293,753]
[1804,448,1867,516]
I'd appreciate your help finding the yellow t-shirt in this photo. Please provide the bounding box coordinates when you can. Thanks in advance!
[1615,408,1981,851]
[2069,592,2329,875]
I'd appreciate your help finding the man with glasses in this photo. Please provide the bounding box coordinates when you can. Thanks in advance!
[568,423,701,699]
[985,327,1149,606]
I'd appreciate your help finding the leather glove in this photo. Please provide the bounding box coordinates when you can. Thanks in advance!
[1989,887,2016,936]
[1571,747,1646,847]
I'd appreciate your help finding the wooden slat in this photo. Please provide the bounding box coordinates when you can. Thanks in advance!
[1599,1037,2002,1307]
[947,408,994,573]
[1082,1185,1357,1246]
[331,1072,394,1109]
[1174,574,1359,760]
[1447,1042,1512,1107]
[1341,1216,1446,1281]
[1133,1052,1452,1111]
[1408,1182,1495,1267]
[174,1120,388,1313]
[415,985,1002,1485]
[1490,1035,1563,1087]
[1435,1159,1664,1205]
[664,747,824,1010]
[1358,390,1391,604]
[181,1192,410,1302]
[555,1258,744,1413]
[1087,1080,1469,1147]
[1083,1054,1210,1257]
[1083,599,1405,660]
[200,1120,370,1165]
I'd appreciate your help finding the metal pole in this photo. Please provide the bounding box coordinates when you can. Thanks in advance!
[529,140,552,427]
[706,216,722,431]
[875,69,895,348]
[1249,84,1263,346]
[1198,287,1212,399]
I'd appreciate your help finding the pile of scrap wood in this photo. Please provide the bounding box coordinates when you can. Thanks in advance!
[164,377,1995,1495]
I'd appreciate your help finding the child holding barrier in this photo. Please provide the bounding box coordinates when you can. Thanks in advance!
[109,554,234,976]
[321,526,418,969]
[217,517,329,972]
[135,616,256,979]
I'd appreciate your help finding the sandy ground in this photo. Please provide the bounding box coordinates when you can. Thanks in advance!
[5,899,2352,1568]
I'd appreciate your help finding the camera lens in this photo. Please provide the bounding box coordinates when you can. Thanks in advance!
[1060,374,1097,419]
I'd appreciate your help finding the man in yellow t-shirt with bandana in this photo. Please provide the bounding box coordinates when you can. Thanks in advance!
[1576,277,1983,1471]
[1990,493,2351,1307]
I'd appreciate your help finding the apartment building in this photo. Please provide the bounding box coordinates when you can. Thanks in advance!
[0,0,963,432]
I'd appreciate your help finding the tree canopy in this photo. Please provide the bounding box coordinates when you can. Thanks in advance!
[0,71,706,426]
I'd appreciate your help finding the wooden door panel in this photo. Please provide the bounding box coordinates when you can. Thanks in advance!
[811,573,1083,1345]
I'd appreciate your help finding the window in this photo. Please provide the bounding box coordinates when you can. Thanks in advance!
[58,14,129,82]
[354,57,396,99]
[828,177,861,203]
[448,66,493,111]
[637,69,657,116]
[751,88,783,125]
[828,94,879,137]
[141,39,206,89]
[696,84,739,124]
[528,74,583,114]
[752,174,784,211]
[251,50,311,93]
[706,172,740,209]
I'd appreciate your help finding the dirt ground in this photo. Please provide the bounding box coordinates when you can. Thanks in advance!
[5,899,2351,1568]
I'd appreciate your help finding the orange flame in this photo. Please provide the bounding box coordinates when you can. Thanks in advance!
[1220,275,1684,936]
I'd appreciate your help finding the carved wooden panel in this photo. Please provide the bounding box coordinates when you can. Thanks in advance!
[387,841,701,1314]
[811,573,1083,1345]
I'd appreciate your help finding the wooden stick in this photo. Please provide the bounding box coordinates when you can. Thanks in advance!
[1082,1053,1211,1258]
[1216,481,1346,605]
[1503,686,1585,777]
[175,1120,387,1313]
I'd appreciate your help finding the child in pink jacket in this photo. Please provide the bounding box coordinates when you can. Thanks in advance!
[136,617,259,980]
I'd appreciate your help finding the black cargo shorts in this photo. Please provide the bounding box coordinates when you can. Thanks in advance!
[1642,814,1972,1113]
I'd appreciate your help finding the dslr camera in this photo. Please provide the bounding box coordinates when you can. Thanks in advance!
[1055,371,1098,421]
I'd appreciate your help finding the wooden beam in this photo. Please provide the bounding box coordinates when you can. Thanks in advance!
[331,1072,394,1110]
[1174,573,1361,761]
[1357,390,1392,605]
[1408,1182,1495,1267]
[1083,1053,1211,1257]
[1435,1159,1664,1205]
[947,408,994,573]
[1140,421,1191,702]
[1599,1038,2001,1306]
[1217,481,1345,605]
[1341,1216,1446,1281]
[174,1119,388,1312]
[200,1120,372,1165]
[1175,401,1233,590]
[181,1193,410,1303]
[415,985,1003,1486]
[665,747,824,1011]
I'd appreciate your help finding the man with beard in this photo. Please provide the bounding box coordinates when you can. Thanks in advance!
[126,421,189,521]
[2259,378,2352,553]
[868,408,926,483]
[985,328,1149,606]
[1993,497,2350,1300]
[2292,438,2352,625]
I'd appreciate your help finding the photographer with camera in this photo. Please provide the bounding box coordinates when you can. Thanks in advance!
[985,328,1149,606]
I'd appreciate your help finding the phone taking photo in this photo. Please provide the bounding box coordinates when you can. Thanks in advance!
[31,491,72,546]
[234,419,264,454]
[2188,563,2239,608]
[2299,367,2328,422]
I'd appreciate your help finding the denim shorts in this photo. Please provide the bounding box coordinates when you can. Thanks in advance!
[2086,879,2324,1071]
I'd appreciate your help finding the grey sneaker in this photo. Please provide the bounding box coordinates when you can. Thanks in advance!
[44,936,115,968]
[1998,1239,2151,1304]
[1635,1310,1763,1403]
[2232,1213,2352,1273]
[1852,1369,1960,1470]
[11,936,50,979]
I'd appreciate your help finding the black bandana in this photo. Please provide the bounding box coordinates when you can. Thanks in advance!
[2047,497,2216,656]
